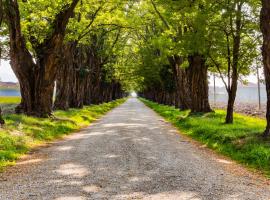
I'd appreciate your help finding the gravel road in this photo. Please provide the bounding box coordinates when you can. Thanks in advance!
[1,98,270,200]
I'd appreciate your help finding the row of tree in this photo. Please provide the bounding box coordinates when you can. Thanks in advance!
[1,0,270,137]
[113,0,270,137]
[125,0,257,123]
[0,0,127,118]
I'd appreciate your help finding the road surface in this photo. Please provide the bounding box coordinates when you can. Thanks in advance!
[1,98,270,200]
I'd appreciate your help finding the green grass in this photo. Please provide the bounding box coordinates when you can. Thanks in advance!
[0,96,21,104]
[0,98,126,169]
[140,98,270,176]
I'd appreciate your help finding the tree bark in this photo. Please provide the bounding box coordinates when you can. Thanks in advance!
[188,54,212,113]
[5,0,79,117]
[0,108,5,125]
[168,55,192,110]
[54,43,76,110]
[69,46,88,108]
[261,0,270,136]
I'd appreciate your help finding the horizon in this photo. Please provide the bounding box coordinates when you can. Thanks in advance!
[0,59,264,87]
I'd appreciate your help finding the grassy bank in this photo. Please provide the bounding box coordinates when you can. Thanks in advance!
[140,98,270,176]
[0,98,126,169]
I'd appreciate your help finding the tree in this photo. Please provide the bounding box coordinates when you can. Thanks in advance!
[53,0,127,109]
[209,0,260,123]
[134,0,212,112]
[0,0,5,125]
[260,0,270,136]
[4,0,80,117]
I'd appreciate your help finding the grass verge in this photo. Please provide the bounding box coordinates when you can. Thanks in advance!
[140,98,270,177]
[0,98,126,170]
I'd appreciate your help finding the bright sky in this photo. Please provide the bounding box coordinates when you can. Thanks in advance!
[209,74,259,87]
[0,60,18,82]
[0,59,261,86]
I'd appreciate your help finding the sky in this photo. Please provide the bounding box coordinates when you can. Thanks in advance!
[0,60,18,82]
[0,59,261,86]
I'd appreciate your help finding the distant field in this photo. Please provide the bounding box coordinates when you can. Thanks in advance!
[0,87,19,90]
[0,97,21,104]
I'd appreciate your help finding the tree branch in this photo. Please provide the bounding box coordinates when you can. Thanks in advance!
[150,0,170,30]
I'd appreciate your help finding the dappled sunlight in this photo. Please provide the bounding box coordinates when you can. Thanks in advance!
[103,154,120,158]
[49,179,82,186]
[128,176,151,183]
[56,146,74,151]
[84,131,113,136]
[113,192,145,199]
[133,137,152,143]
[56,163,90,178]
[17,158,43,165]
[65,131,117,141]
[103,122,146,128]
[144,191,201,200]
[50,179,63,184]
[82,185,102,193]
[216,159,233,165]
[112,191,202,200]
[55,197,86,200]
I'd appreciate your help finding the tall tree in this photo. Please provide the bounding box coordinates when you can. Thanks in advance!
[209,0,260,123]
[4,0,79,117]
[261,0,270,136]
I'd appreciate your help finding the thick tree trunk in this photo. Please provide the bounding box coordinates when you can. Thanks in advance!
[5,0,79,117]
[90,63,102,104]
[83,78,92,105]
[69,75,86,108]
[168,56,191,110]
[69,47,87,108]
[188,54,212,113]
[54,43,75,110]
[83,48,96,105]
[261,0,270,136]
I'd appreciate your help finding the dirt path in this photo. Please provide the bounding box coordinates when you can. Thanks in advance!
[1,98,270,200]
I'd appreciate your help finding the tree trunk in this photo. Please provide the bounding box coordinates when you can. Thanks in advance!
[168,55,191,110]
[225,66,238,123]
[0,108,5,125]
[225,89,236,123]
[188,54,212,113]
[261,0,270,136]
[69,47,87,108]
[54,43,75,110]
[225,3,242,124]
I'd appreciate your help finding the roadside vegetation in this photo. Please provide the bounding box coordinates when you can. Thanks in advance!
[141,98,270,176]
[0,98,126,170]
